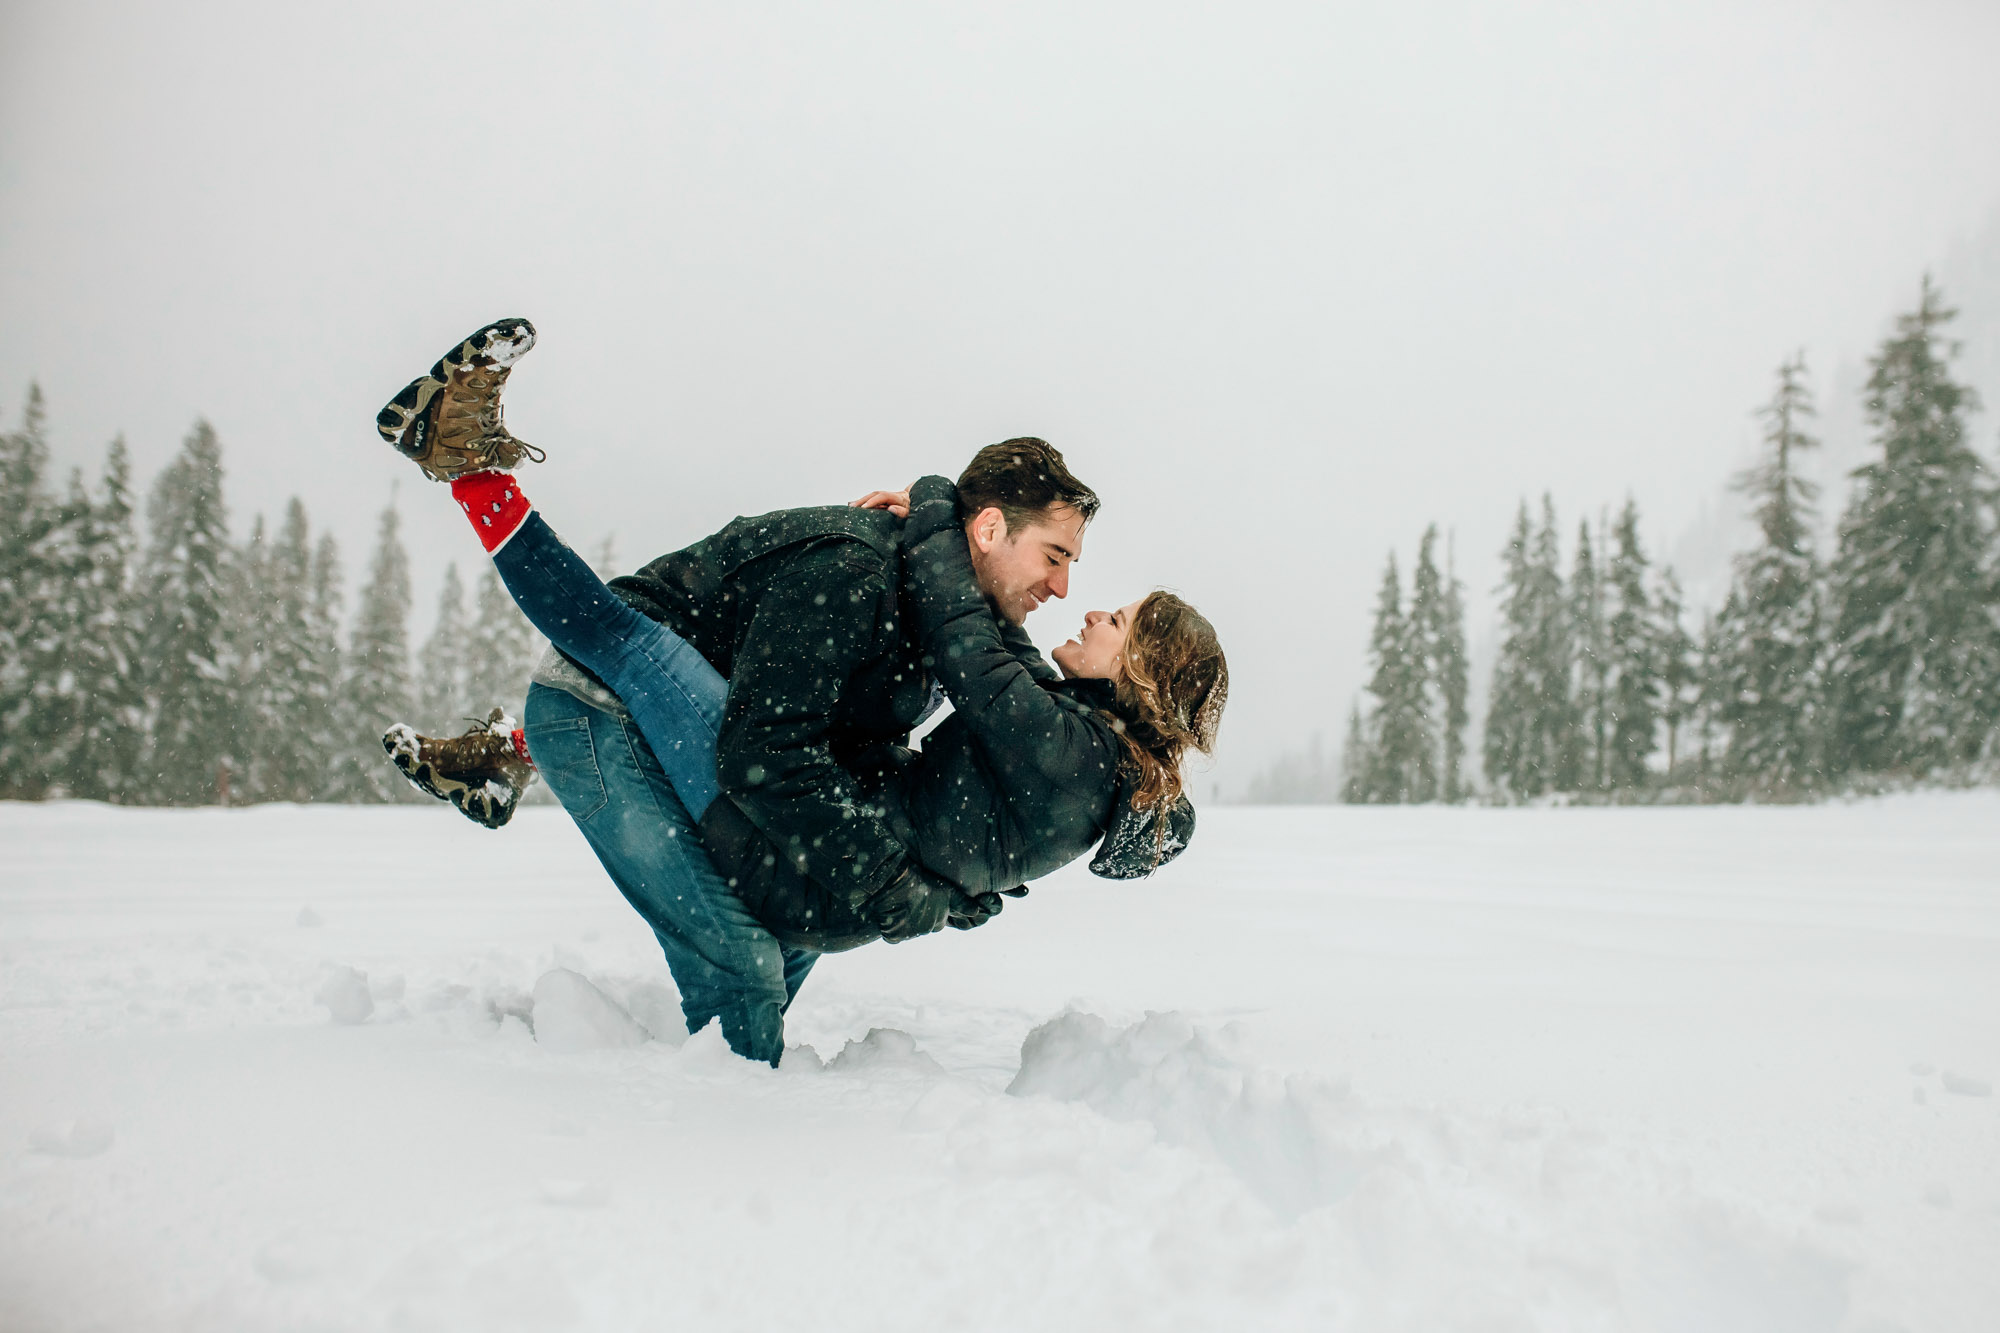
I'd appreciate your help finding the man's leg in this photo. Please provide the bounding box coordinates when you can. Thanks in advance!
[524,684,807,1065]
[781,948,818,1013]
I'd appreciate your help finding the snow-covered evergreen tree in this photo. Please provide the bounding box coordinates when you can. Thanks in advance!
[330,506,415,801]
[1403,532,1446,803]
[416,563,471,731]
[1654,568,1697,782]
[1358,552,1432,802]
[1713,354,1826,792]
[1693,611,1725,793]
[1567,518,1607,792]
[223,515,274,802]
[1434,532,1472,802]
[6,467,95,795]
[1486,497,1573,800]
[1603,500,1658,791]
[61,439,146,801]
[239,499,325,804]
[1338,702,1368,803]
[301,533,347,800]
[1484,504,1538,799]
[1827,278,1995,776]
[464,563,542,720]
[140,420,234,805]
[0,386,56,796]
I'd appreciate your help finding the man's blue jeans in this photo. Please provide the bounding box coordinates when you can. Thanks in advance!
[491,511,816,1065]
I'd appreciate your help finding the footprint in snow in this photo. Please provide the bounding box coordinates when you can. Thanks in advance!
[1940,1071,1991,1097]
[29,1118,115,1158]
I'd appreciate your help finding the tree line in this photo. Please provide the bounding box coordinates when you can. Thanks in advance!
[1338,276,1996,803]
[0,398,546,804]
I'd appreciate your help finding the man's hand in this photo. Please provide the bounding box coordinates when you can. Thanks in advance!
[849,483,916,519]
[946,889,1005,930]
[947,885,1027,930]
[868,863,953,942]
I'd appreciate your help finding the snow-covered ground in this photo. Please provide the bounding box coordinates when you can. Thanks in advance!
[2,795,1996,1332]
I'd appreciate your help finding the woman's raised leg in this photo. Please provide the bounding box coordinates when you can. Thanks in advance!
[449,469,725,820]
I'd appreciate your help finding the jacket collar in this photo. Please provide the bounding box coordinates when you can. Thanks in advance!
[1050,675,1117,711]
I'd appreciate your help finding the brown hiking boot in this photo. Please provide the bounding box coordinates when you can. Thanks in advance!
[376,318,544,482]
[383,708,538,829]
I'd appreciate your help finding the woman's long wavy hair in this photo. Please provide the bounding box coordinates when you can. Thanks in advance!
[1104,592,1229,810]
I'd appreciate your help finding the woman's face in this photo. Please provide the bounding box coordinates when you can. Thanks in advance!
[1052,598,1146,681]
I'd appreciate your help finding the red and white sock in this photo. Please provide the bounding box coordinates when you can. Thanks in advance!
[450,471,533,554]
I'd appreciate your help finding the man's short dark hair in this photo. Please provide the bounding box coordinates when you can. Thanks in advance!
[955,437,1100,533]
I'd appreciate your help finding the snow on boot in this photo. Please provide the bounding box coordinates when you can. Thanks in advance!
[375,317,544,482]
[382,708,537,830]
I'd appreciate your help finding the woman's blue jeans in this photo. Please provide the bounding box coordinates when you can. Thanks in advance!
[492,512,815,1065]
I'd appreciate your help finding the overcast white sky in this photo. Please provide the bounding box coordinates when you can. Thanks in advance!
[5,0,1999,788]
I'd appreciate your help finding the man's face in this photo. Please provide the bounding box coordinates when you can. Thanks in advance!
[966,504,1086,625]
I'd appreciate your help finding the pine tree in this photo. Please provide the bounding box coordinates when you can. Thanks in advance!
[1403,530,1446,802]
[62,439,146,801]
[1693,611,1724,795]
[1483,503,1542,800]
[331,505,415,801]
[301,533,346,800]
[1714,354,1826,792]
[0,386,55,796]
[1435,533,1471,801]
[140,420,234,805]
[464,563,542,721]
[1525,497,1575,795]
[417,563,471,730]
[1339,701,1368,803]
[224,514,273,802]
[244,499,326,804]
[1827,278,1995,776]
[1357,553,1430,802]
[1654,568,1697,782]
[1567,518,1607,792]
[8,467,95,795]
[1603,500,1658,791]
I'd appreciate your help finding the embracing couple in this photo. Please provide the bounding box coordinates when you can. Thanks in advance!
[376,318,1229,1066]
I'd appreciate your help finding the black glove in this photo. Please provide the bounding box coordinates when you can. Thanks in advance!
[866,863,954,943]
[948,885,1030,930]
[947,889,1005,930]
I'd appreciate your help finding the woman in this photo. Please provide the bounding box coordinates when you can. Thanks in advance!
[381,318,1227,1059]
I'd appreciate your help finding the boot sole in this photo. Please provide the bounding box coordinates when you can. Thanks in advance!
[375,317,537,478]
[382,724,522,830]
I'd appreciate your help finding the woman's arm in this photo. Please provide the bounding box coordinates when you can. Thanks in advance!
[901,477,1118,786]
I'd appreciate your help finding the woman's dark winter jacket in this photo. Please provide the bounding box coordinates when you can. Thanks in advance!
[887,476,1133,892]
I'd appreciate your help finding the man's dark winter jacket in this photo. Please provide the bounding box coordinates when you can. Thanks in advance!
[607,505,938,951]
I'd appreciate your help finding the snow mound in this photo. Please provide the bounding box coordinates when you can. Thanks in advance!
[827,1027,946,1076]
[529,967,649,1053]
[1011,1009,1355,1218]
[313,965,373,1024]
[1006,1010,1854,1328]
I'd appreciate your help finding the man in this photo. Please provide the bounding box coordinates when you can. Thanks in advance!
[520,436,1099,1062]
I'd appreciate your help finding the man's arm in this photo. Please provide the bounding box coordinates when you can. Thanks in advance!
[707,546,948,935]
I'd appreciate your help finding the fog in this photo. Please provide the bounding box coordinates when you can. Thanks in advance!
[5,0,1999,788]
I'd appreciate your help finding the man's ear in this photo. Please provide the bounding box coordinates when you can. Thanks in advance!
[966,506,1009,553]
